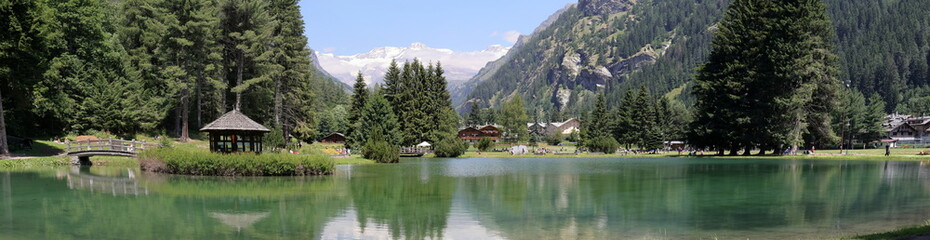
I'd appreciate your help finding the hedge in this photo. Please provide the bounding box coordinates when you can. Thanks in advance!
[138,148,334,176]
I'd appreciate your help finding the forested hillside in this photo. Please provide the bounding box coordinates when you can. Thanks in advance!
[460,0,930,118]
[0,0,347,142]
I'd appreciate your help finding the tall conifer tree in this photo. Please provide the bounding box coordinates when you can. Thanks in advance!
[219,0,272,111]
[691,0,840,154]
[346,72,368,148]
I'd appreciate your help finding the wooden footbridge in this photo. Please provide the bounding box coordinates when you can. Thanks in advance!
[66,139,158,165]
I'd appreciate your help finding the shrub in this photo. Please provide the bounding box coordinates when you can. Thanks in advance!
[363,140,399,163]
[434,138,467,158]
[587,136,620,154]
[264,126,286,152]
[567,131,580,142]
[286,138,301,152]
[158,136,173,148]
[545,133,563,146]
[138,147,334,176]
[476,137,495,151]
[86,130,116,140]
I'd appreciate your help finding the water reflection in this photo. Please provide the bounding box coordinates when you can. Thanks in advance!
[0,158,929,239]
[61,167,149,196]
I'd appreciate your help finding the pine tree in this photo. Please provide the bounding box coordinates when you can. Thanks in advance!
[859,94,887,143]
[159,0,222,141]
[118,0,174,132]
[220,0,272,111]
[631,86,661,150]
[32,0,154,135]
[346,72,368,149]
[690,0,840,154]
[383,59,401,108]
[467,104,481,127]
[267,0,316,141]
[424,62,458,144]
[690,0,764,154]
[349,94,399,151]
[0,0,46,154]
[613,89,636,149]
[586,93,612,140]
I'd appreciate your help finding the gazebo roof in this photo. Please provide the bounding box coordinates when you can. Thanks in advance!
[200,110,270,132]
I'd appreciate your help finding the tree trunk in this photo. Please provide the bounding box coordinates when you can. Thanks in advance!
[181,89,190,142]
[0,90,8,155]
[274,76,282,127]
[717,149,724,156]
[235,53,244,111]
[743,146,752,156]
[196,73,202,128]
[729,148,739,156]
[757,148,766,155]
[174,105,182,137]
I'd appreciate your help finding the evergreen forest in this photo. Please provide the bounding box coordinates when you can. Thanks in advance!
[0,0,348,153]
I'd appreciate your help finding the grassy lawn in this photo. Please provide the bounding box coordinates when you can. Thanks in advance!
[0,155,139,170]
[848,222,930,240]
[300,143,374,164]
[9,140,66,157]
[4,139,928,170]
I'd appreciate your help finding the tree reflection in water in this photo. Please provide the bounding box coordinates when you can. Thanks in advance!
[0,158,929,239]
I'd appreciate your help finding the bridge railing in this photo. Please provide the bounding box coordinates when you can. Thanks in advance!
[65,139,159,154]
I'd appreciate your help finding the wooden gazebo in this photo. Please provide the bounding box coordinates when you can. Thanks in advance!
[200,110,271,153]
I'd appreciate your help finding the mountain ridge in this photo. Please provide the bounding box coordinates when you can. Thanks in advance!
[315,43,509,86]
[457,0,930,118]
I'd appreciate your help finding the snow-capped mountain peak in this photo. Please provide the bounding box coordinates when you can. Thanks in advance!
[315,43,510,86]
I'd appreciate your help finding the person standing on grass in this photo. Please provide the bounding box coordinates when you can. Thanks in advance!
[886,145,891,156]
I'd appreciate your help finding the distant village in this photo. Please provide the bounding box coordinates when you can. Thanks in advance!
[314,114,930,150]
[456,118,581,143]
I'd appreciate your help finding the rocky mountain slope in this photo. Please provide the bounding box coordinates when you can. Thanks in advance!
[457,0,723,116]
[457,0,930,117]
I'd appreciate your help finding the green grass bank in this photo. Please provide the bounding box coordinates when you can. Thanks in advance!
[138,147,334,176]
[849,221,930,240]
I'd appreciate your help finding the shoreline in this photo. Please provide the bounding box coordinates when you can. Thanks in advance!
[4,152,929,171]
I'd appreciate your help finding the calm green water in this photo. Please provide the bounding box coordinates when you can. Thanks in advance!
[2,158,930,239]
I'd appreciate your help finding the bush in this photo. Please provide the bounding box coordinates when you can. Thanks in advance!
[363,140,398,163]
[86,130,116,140]
[138,147,334,176]
[434,138,467,158]
[545,133,563,146]
[286,138,301,152]
[476,137,495,151]
[567,131,580,142]
[263,126,286,152]
[587,136,620,154]
[158,136,173,148]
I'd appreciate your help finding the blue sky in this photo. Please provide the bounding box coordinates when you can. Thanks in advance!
[299,0,575,55]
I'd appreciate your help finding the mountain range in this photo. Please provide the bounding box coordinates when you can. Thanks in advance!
[314,43,510,86]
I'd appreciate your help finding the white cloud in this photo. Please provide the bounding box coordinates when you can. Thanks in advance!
[323,47,335,53]
[502,30,522,44]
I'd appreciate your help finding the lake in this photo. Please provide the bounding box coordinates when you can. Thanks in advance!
[1,158,930,239]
